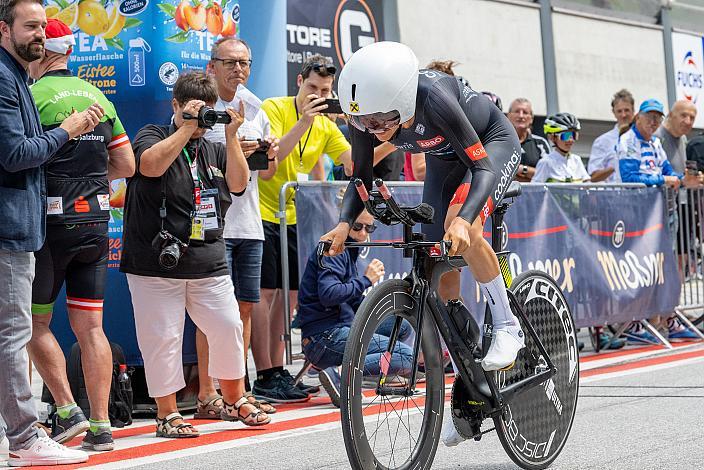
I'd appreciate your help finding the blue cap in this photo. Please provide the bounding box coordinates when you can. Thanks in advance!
[639,99,664,115]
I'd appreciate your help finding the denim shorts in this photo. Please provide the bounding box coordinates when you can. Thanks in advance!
[225,238,264,303]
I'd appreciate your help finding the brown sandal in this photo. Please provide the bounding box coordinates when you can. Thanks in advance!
[194,394,224,419]
[244,391,277,414]
[221,397,271,426]
[156,413,200,438]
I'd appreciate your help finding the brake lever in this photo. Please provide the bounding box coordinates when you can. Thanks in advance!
[316,240,332,269]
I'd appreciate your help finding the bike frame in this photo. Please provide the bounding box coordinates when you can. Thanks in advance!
[321,178,558,417]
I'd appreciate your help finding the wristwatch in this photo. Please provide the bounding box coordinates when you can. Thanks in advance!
[522,165,528,176]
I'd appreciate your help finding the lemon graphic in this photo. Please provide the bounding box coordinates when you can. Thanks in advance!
[77,0,109,36]
[45,5,60,17]
[46,3,79,30]
[102,5,126,39]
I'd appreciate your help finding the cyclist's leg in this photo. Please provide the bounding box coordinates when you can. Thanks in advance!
[65,224,111,422]
[444,138,524,370]
[422,156,466,302]
[28,226,75,407]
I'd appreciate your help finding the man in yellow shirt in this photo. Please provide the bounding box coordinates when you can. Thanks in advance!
[252,55,351,403]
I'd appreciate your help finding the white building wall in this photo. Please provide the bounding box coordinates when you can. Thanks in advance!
[397,0,547,115]
[552,13,668,121]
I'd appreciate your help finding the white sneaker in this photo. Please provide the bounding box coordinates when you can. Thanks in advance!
[441,414,465,447]
[7,429,88,467]
[481,325,525,371]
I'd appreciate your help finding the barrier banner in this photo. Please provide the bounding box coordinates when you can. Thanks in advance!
[286,0,384,95]
[295,183,681,328]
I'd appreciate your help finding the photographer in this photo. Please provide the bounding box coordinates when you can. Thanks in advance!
[120,71,270,437]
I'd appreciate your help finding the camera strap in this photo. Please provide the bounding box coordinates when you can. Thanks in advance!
[293,98,313,170]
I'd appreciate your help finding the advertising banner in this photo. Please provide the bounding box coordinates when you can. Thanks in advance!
[295,183,681,329]
[286,0,384,95]
[672,31,704,128]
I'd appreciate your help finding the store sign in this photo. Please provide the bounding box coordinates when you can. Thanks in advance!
[286,0,384,95]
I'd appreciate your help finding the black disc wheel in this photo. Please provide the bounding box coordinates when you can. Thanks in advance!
[494,270,579,469]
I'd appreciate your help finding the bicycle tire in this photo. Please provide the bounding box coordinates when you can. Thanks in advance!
[340,279,445,470]
[494,270,579,470]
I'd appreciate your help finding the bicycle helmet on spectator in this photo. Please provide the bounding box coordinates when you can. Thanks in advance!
[338,41,419,134]
[544,112,581,135]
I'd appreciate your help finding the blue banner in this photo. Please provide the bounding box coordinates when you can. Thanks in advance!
[295,183,682,329]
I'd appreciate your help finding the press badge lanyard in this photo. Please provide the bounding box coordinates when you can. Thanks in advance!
[182,147,201,206]
[293,98,312,169]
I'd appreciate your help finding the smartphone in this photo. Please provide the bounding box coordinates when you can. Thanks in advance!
[322,98,343,114]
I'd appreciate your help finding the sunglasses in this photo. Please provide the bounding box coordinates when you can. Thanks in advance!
[349,110,401,134]
[302,62,336,76]
[557,130,578,142]
[351,222,377,233]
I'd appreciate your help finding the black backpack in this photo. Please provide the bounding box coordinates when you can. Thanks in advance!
[64,341,134,427]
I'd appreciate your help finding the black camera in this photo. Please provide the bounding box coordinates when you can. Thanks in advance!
[151,230,188,270]
[248,139,271,171]
[181,106,232,128]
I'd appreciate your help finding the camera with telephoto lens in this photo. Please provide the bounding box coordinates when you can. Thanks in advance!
[248,139,271,171]
[196,106,231,128]
[151,230,188,270]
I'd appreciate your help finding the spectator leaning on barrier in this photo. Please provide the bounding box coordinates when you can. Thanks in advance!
[655,100,702,281]
[655,100,697,174]
[26,18,135,452]
[253,54,351,404]
[617,98,701,343]
[0,0,101,465]
[194,37,279,418]
[533,112,590,183]
[120,71,270,437]
[507,97,550,182]
[298,210,414,408]
[588,89,635,183]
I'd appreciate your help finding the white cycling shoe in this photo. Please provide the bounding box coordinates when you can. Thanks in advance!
[481,325,525,371]
[441,414,465,447]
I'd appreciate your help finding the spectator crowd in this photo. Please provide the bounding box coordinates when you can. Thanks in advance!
[1,1,703,465]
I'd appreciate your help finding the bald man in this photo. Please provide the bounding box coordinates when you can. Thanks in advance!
[655,100,697,173]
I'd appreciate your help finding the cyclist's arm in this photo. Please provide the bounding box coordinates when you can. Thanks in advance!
[374,141,396,166]
[339,125,375,225]
[425,89,497,224]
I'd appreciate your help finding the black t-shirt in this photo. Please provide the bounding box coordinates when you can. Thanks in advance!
[520,133,550,168]
[687,133,704,171]
[120,124,236,279]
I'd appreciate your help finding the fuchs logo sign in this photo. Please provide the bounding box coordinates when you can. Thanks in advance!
[417,135,444,149]
[677,51,703,103]
[612,220,625,248]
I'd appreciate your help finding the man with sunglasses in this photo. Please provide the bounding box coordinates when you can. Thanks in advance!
[323,41,525,376]
[298,210,415,407]
[253,55,352,404]
[533,113,590,183]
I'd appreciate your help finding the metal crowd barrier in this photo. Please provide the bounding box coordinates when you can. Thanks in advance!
[665,186,704,341]
[277,182,704,364]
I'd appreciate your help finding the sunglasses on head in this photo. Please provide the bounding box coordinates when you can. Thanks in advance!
[351,222,377,233]
[303,62,337,76]
[557,130,578,142]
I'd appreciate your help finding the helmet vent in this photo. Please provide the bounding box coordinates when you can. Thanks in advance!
[352,84,357,101]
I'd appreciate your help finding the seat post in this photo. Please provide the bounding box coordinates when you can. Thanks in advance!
[403,224,413,258]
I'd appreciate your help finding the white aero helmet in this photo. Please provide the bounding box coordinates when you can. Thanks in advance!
[338,41,419,134]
